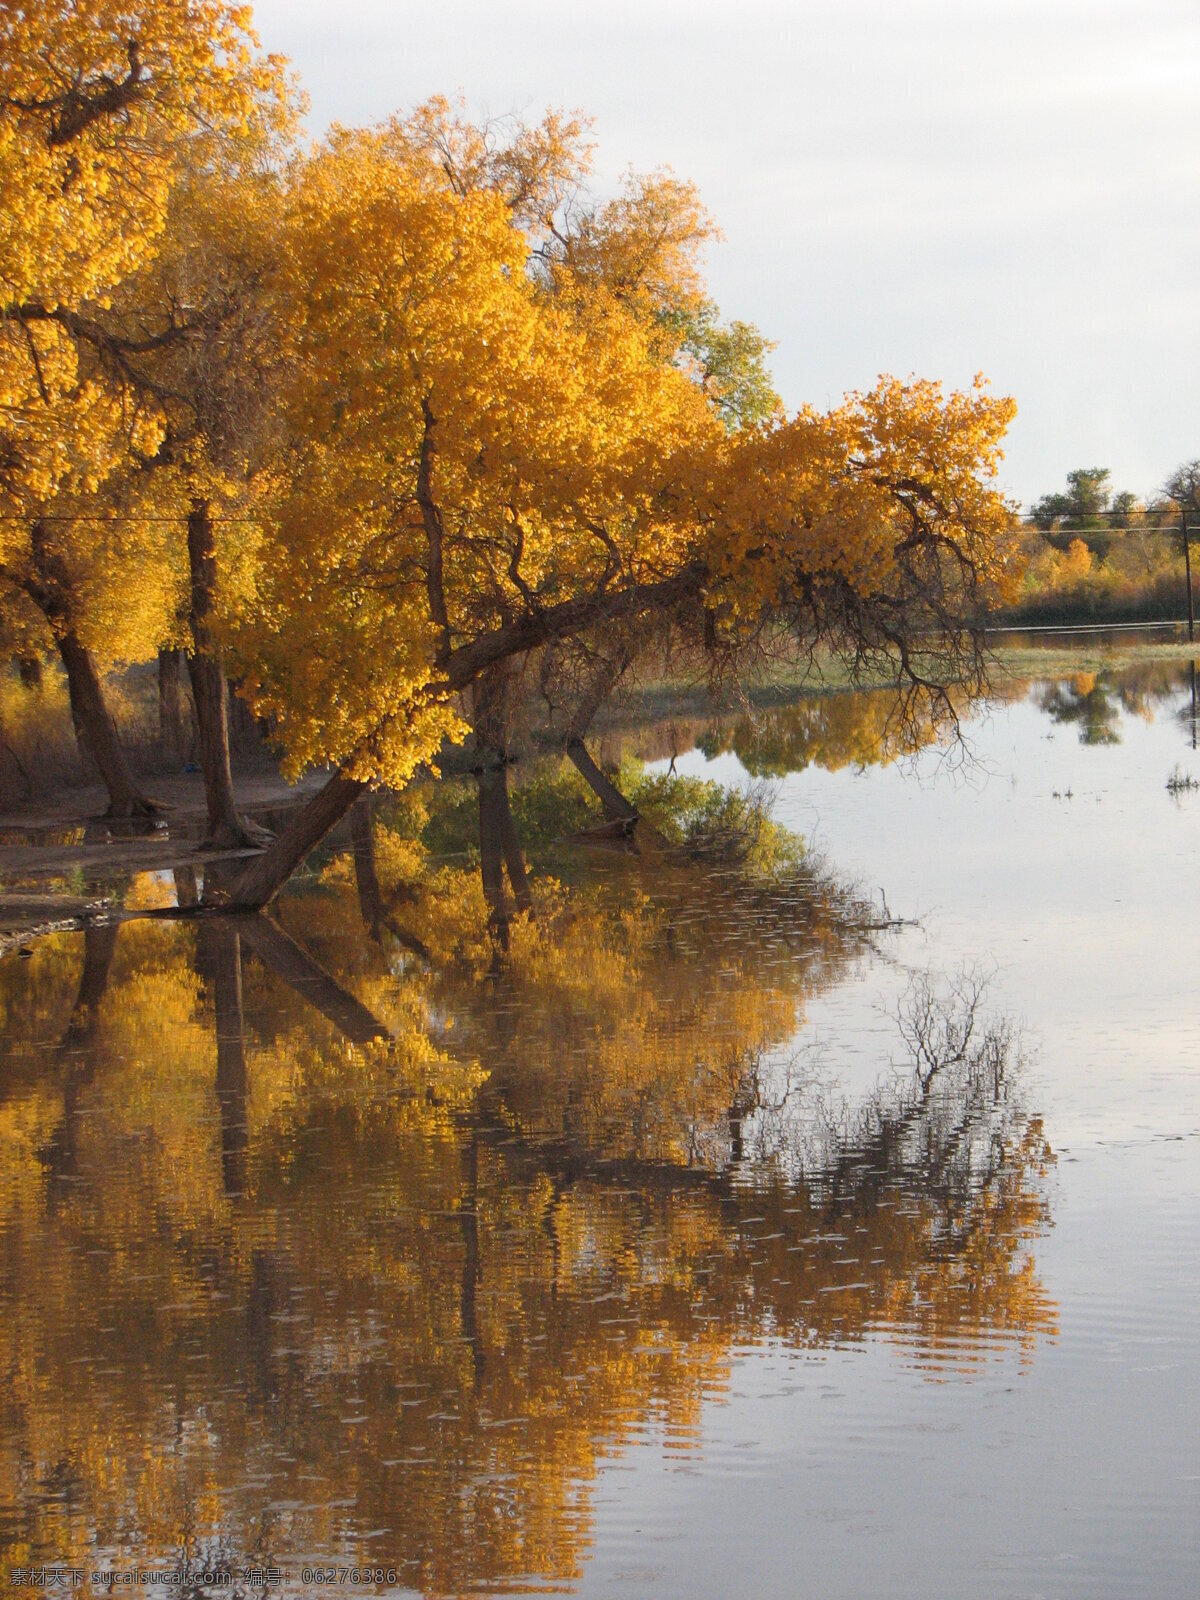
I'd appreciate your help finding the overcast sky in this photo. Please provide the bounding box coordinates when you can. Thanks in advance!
[252,0,1199,508]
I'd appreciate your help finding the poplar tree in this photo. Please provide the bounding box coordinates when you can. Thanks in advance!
[0,1,286,815]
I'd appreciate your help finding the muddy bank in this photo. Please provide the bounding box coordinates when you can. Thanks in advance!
[0,768,330,948]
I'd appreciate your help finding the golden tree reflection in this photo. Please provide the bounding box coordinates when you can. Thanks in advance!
[699,686,953,777]
[0,856,1056,1597]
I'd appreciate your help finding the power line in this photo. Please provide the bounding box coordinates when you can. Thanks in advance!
[1020,522,1186,536]
[0,512,261,524]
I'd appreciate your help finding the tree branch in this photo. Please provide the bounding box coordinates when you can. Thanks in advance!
[417,396,452,662]
[440,565,706,691]
[48,40,147,148]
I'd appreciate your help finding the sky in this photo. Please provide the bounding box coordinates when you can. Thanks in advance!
[251,0,1200,509]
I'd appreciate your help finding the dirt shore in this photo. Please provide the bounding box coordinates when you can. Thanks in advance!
[0,768,328,950]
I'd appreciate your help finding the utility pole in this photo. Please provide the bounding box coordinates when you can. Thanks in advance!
[1183,510,1196,643]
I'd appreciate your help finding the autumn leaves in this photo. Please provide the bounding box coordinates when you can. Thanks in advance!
[1,3,1019,893]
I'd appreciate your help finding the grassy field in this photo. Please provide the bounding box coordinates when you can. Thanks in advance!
[989,637,1197,679]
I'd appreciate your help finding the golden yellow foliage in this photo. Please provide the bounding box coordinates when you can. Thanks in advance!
[231,109,1016,806]
[238,120,719,783]
[0,2,285,499]
[1063,536,1094,579]
[0,2,292,690]
[713,375,1020,623]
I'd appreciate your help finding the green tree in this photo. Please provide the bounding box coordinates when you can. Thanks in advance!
[1030,467,1112,531]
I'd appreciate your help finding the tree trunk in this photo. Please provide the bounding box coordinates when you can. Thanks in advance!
[350,796,385,938]
[471,663,530,930]
[349,797,431,962]
[187,648,241,840]
[57,630,161,819]
[225,769,366,910]
[565,736,639,824]
[187,501,264,850]
[173,865,201,908]
[565,736,668,851]
[158,647,187,765]
[565,647,631,743]
[26,514,157,818]
[496,765,533,914]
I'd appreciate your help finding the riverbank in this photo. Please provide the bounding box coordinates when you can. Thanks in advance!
[1,635,1195,947]
[0,767,329,952]
[596,635,1199,729]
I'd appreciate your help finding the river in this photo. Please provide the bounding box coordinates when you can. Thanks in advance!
[1,657,1196,1598]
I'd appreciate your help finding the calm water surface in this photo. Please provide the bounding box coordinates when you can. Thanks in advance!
[1,663,1197,1598]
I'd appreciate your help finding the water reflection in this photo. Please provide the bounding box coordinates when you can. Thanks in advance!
[616,656,1199,770]
[696,685,953,776]
[1037,674,1124,745]
[0,835,1056,1595]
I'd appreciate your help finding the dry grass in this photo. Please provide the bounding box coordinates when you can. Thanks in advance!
[0,662,178,809]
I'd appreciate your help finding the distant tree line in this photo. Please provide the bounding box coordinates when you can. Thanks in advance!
[1007,460,1200,625]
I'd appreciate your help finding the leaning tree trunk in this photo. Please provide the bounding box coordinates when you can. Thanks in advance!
[559,647,665,844]
[57,630,161,819]
[187,501,264,850]
[25,517,160,819]
[565,736,639,825]
[564,736,669,851]
[226,769,366,910]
